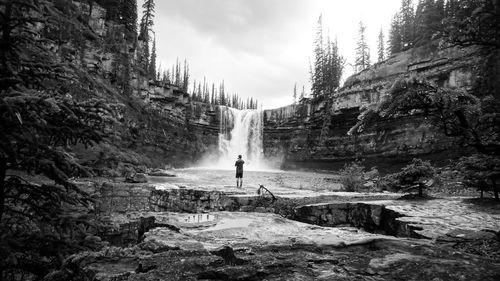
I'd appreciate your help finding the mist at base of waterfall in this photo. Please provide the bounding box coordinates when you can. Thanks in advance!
[213,107,272,171]
[151,168,342,192]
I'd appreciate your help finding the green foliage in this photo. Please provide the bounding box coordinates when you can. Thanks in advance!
[349,77,500,154]
[387,0,499,55]
[138,0,155,73]
[396,158,435,185]
[355,21,370,72]
[456,154,500,200]
[148,37,157,80]
[442,0,500,48]
[388,14,403,54]
[375,159,436,196]
[310,15,344,98]
[0,0,116,279]
[395,158,435,196]
[271,198,304,219]
[377,28,385,62]
[377,173,400,192]
[339,162,366,192]
[414,0,444,46]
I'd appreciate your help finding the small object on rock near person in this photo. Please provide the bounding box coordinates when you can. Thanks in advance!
[257,185,277,203]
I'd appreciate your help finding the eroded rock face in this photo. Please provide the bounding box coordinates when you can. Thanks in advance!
[263,45,493,171]
[295,202,393,234]
[294,198,500,241]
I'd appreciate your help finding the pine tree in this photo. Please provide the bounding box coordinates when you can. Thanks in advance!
[388,13,403,54]
[163,69,171,84]
[355,21,370,72]
[197,83,202,101]
[323,37,344,93]
[174,58,181,86]
[377,28,385,62]
[442,0,500,48]
[300,85,305,100]
[400,0,415,50]
[293,83,297,104]
[311,15,325,98]
[310,15,344,98]
[138,0,155,72]
[182,59,190,92]
[414,0,443,46]
[211,83,216,104]
[219,81,226,105]
[148,36,157,79]
[0,0,115,278]
[121,0,138,41]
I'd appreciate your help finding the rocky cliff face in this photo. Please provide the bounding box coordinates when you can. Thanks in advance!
[73,2,496,172]
[67,1,223,171]
[264,44,494,172]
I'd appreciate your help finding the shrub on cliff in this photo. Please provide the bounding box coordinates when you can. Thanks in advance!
[339,162,366,192]
[349,77,499,155]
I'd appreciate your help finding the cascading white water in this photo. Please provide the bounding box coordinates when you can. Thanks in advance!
[216,106,266,170]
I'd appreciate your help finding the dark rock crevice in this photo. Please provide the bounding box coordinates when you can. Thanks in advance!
[294,202,424,238]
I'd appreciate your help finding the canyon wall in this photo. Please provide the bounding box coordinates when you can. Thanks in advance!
[69,1,222,171]
[264,44,493,172]
[74,1,496,172]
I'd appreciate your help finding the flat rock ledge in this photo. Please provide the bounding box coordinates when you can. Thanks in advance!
[58,212,499,281]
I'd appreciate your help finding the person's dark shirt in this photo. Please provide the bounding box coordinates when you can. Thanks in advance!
[235,159,244,173]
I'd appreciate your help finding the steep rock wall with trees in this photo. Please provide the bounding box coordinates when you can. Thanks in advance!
[61,1,222,172]
[263,43,497,171]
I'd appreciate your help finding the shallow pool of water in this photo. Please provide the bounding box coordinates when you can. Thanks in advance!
[184,213,217,223]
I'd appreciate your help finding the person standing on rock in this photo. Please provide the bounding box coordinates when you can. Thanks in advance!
[235,155,245,188]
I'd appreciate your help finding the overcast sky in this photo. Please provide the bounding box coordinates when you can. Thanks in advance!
[148,0,402,109]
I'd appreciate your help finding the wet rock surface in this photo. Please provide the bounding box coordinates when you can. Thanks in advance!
[295,198,500,239]
[67,212,500,281]
[75,173,500,280]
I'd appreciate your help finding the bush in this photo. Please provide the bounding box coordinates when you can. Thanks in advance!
[377,173,400,192]
[394,158,435,197]
[456,154,500,200]
[339,162,366,192]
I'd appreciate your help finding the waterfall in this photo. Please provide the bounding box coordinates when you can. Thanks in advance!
[216,106,266,170]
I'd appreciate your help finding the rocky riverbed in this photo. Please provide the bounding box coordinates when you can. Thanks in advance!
[64,169,499,280]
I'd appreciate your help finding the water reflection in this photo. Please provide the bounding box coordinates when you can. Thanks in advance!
[184,213,217,223]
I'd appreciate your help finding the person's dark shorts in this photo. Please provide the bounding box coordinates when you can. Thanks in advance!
[236,171,243,178]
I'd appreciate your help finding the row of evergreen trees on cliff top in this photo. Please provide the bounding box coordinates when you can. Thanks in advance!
[156,59,258,109]
[307,0,499,100]
[100,0,258,110]
[388,0,499,55]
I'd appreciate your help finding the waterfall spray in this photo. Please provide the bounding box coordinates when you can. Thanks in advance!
[216,106,266,170]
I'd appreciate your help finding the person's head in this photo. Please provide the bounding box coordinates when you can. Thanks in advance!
[238,155,242,159]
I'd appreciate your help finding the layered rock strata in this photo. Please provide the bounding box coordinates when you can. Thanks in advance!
[264,45,493,171]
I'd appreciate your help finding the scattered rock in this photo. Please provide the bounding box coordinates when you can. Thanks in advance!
[209,246,246,265]
[255,207,266,212]
[240,206,254,212]
[125,173,148,183]
[135,262,157,273]
[363,181,375,188]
